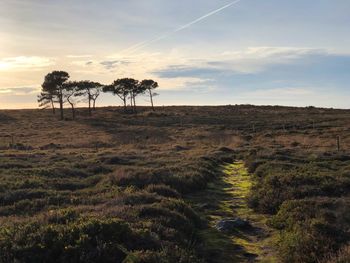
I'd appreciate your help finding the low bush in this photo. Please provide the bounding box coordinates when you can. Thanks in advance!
[145,184,181,198]
[270,199,350,263]
[322,245,350,263]
[0,218,131,263]
[39,167,90,178]
[138,204,195,237]
[249,163,350,214]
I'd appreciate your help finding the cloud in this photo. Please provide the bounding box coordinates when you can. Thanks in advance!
[66,55,92,58]
[71,60,95,67]
[64,47,349,96]
[159,77,213,91]
[0,86,39,96]
[0,56,55,71]
[151,47,330,80]
[100,60,131,70]
[221,47,326,59]
[154,65,221,78]
[152,47,350,79]
[146,46,350,106]
[244,87,313,98]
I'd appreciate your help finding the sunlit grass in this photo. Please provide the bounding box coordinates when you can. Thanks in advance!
[187,161,278,262]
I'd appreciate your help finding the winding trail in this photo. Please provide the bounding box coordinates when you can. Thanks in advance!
[188,161,277,262]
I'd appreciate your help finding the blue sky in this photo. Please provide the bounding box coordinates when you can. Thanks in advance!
[0,0,349,108]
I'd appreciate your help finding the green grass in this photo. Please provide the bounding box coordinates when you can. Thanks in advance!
[187,161,278,262]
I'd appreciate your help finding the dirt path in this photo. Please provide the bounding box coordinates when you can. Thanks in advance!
[188,161,277,263]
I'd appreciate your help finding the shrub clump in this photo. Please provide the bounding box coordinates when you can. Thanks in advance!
[269,199,350,263]
[322,245,350,263]
[145,184,181,198]
[0,217,131,263]
[248,165,350,214]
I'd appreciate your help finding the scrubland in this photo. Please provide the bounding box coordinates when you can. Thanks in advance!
[0,105,349,262]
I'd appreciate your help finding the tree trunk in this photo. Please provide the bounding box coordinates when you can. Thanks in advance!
[149,89,154,111]
[51,99,56,115]
[59,91,64,120]
[88,94,92,116]
[70,104,75,120]
[130,94,133,112]
[133,94,137,113]
[123,97,127,112]
[93,94,99,111]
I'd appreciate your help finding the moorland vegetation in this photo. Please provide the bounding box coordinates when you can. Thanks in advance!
[0,87,350,262]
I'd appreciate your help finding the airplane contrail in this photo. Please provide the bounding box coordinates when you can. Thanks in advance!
[121,0,242,55]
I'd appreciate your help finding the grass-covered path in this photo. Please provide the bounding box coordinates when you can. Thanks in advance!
[187,161,277,262]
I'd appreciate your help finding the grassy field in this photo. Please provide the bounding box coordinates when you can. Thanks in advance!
[0,105,350,262]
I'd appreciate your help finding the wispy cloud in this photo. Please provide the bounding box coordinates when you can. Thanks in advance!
[0,86,39,96]
[153,47,336,77]
[0,56,55,71]
[221,47,326,60]
[100,60,131,70]
[64,47,350,94]
[66,55,92,58]
[244,87,314,97]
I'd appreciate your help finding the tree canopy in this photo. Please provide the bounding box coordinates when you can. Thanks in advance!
[39,71,70,120]
[38,71,159,119]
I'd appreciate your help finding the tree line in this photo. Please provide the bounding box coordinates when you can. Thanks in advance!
[38,71,159,120]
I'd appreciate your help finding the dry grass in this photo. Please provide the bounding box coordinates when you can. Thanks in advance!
[0,105,350,262]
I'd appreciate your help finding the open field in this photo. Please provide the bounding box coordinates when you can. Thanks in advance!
[0,105,350,262]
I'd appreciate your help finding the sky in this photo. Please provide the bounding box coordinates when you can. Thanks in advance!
[0,0,350,109]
